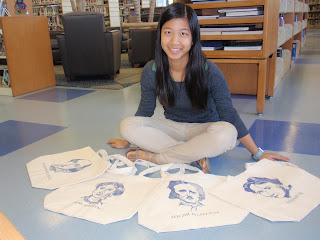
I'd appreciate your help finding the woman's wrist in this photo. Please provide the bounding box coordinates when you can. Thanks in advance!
[251,147,264,160]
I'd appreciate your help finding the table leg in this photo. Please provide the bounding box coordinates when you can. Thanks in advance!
[257,59,267,114]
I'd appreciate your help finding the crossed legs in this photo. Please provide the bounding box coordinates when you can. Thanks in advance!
[120,116,238,165]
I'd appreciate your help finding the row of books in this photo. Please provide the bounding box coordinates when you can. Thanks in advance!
[47,15,62,26]
[1,69,9,88]
[86,6,109,15]
[32,0,61,5]
[86,0,106,5]
[33,5,61,16]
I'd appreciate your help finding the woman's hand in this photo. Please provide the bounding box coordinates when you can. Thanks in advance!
[239,134,290,162]
[106,139,130,149]
[259,152,290,162]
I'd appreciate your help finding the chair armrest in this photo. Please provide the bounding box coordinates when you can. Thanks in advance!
[56,34,71,77]
[104,30,121,75]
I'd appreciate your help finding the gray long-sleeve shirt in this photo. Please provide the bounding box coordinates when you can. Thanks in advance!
[135,60,248,139]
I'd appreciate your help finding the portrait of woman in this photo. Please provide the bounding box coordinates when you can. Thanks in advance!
[243,177,292,199]
[83,182,125,206]
[49,159,92,173]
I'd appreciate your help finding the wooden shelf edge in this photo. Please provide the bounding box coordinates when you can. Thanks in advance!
[293,29,303,36]
[278,35,293,48]
[208,58,260,64]
[203,50,264,59]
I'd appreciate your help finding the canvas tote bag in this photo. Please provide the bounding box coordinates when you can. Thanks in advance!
[210,159,320,222]
[138,164,249,232]
[43,171,162,224]
[26,147,111,189]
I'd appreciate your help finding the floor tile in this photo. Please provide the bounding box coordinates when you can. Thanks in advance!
[0,120,67,157]
[300,51,320,55]
[239,119,320,156]
[17,88,95,102]
[294,58,320,64]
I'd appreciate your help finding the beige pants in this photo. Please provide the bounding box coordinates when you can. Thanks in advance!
[120,117,238,164]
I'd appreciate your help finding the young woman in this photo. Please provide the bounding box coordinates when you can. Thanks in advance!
[107,3,289,173]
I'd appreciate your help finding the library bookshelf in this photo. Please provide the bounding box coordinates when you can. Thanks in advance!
[188,0,280,114]
[32,0,63,30]
[276,0,308,90]
[85,0,110,26]
[85,0,122,27]
[308,0,320,28]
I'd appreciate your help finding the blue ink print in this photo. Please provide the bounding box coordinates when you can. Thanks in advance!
[83,182,125,205]
[49,159,92,173]
[243,177,292,199]
[168,180,205,211]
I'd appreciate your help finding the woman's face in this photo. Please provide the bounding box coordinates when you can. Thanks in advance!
[161,18,192,65]
[251,182,286,198]
[58,159,90,170]
[92,185,116,199]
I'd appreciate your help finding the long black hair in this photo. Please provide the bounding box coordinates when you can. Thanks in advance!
[155,2,208,110]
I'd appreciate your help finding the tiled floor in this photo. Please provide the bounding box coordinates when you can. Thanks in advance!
[0,120,67,157]
[17,88,95,102]
[0,30,320,240]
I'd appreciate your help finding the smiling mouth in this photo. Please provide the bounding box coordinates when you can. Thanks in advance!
[170,48,180,53]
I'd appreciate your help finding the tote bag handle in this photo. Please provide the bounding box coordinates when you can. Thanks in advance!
[104,154,138,176]
[138,163,204,177]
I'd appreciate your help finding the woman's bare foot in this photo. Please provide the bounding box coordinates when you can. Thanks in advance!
[126,148,156,163]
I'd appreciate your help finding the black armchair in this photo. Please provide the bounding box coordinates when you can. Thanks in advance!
[128,27,157,68]
[57,12,121,81]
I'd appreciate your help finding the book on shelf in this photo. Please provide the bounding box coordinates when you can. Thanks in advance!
[201,47,217,51]
[225,10,264,17]
[201,31,222,35]
[218,7,262,13]
[1,68,10,87]
[292,42,297,61]
[224,45,262,51]
[197,15,219,20]
[221,30,263,35]
[201,40,224,50]
[200,26,253,32]
[219,14,264,19]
